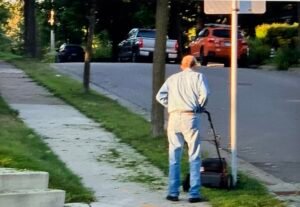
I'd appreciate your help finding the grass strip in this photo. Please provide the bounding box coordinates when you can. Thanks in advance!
[2,54,285,207]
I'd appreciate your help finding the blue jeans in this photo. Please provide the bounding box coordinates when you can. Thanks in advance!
[167,112,201,198]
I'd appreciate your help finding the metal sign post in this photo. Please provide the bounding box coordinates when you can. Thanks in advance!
[204,0,266,187]
[230,0,238,186]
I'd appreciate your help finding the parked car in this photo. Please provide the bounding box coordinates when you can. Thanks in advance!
[117,28,178,62]
[56,43,85,63]
[188,24,248,67]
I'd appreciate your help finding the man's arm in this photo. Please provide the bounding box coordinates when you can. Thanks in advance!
[156,81,169,108]
[198,74,210,107]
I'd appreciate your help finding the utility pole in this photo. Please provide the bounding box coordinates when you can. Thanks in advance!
[48,0,55,52]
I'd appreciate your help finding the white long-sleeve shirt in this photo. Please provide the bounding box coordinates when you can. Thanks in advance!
[156,68,209,113]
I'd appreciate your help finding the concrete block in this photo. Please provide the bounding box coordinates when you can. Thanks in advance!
[64,203,90,207]
[0,189,65,207]
[90,202,117,207]
[0,168,48,191]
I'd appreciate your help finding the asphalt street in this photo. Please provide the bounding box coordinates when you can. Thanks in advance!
[51,62,300,185]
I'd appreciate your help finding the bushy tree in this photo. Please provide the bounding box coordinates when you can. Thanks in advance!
[0,1,11,52]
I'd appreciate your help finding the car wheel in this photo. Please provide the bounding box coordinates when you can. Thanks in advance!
[238,54,248,68]
[199,50,208,66]
[182,173,190,192]
[186,47,191,55]
[79,56,85,62]
[117,56,123,62]
[55,55,59,63]
[57,56,64,63]
[131,52,137,62]
[224,59,230,67]
[224,174,233,190]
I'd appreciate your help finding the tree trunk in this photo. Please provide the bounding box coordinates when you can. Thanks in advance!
[24,0,37,58]
[151,0,169,137]
[83,0,96,93]
[297,3,300,51]
[169,0,183,58]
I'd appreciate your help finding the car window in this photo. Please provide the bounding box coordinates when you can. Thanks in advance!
[137,30,156,38]
[198,29,209,37]
[213,29,243,38]
[128,30,137,38]
[66,46,83,53]
[238,31,244,38]
[59,44,65,51]
[213,29,230,38]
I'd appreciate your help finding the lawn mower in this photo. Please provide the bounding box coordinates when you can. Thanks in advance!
[182,109,233,191]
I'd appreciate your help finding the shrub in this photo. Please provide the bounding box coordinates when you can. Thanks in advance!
[255,23,272,39]
[273,47,299,70]
[41,51,56,63]
[255,22,298,48]
[92,31,112,60]
[0,33,14,53]
[254,22,299,70]
[247,38,270,66]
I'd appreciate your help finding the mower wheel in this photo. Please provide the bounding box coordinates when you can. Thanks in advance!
[223,174,233,190]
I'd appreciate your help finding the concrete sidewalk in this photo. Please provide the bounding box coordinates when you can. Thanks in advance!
[0,61,211,207]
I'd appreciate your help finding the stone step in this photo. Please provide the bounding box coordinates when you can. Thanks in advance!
[0,168,48,191]
[0,189,65,207]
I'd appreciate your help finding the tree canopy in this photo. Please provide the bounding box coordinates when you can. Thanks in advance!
[0,0,298,57]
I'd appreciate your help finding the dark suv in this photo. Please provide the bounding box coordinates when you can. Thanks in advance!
[56,44,85,62]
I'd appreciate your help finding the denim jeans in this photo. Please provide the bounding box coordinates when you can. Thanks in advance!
[167,112,201,198]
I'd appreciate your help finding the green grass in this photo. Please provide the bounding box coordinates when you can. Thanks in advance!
[1,53,285,207]
[0,97,94,203]
[203,174,284,207]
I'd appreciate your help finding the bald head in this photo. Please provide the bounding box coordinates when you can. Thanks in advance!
[180,55,199,70]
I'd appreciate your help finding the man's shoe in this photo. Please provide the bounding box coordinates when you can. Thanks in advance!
[188,197,202,203]
[166,195,179,202]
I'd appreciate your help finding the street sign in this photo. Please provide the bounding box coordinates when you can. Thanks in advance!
[204,0,266,14]
[240,1,265,13]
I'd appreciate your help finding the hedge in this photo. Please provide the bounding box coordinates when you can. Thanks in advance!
[255,22,298,48]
